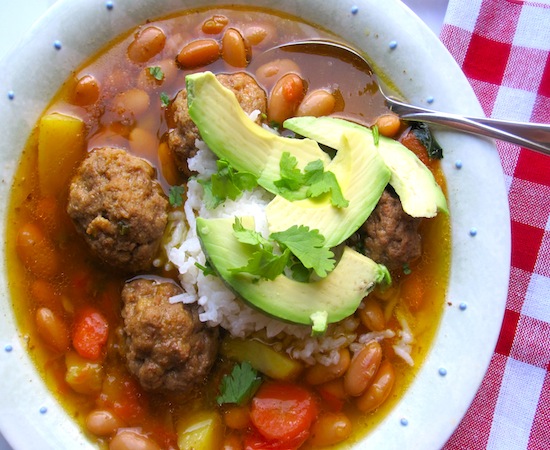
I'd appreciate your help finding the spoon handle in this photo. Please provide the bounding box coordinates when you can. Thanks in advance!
[387,98,550,156]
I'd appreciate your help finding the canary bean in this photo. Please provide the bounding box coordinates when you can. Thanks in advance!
[86,409,125,437]
[127,26,166,63]
[305,348,350,385]
[221,28,250,68]
[243,23,277,46]
[109,430,161,450]
[356,360,395,413]
[358,297,386,331]
[129,127,158,158]
[268,73,305,125]
[223,405,250,430]
[344,340,382,397]
[308,412,352,447]
[202,15,229,35]
[296,89,336,117]
[255,59,301,89]
[177,39,220,69]
[112,89,150,120]
[16,222,60,278]
[73,75,100,106]
[35,307,69,352]
[375,113,401,138]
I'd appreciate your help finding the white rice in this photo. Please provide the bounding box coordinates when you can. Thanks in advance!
[160,140,415,366]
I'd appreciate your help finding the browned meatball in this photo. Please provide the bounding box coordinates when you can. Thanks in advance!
[120,278,219,393]
[67,147,168,272]
[168,72,267,176]
[359,189,422,271]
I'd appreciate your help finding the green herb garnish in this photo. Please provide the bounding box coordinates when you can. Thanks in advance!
[372,124,380,146]
[168,185,185,207]
[216,361,262,405]
[148,66,164,81]
[195,261,217,277]
[160,92,171,107]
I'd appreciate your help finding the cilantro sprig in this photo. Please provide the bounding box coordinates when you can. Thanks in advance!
[168,185,185,207]
[216,361,262,405]
[199,160,258,209]
[274,152,349,208]
[148,66,165,81]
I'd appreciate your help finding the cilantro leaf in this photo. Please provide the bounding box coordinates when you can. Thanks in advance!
[148,66,164,81]
[306,170,349,208]
[216,361,262,405]
[271,226,335,278]
[232,217,272,250]
[199,160,258,209]
[274,152,306,192]
[229,247,290,281]
[168,185,185,207]
[195,261,217,277]
[160,92,171,107]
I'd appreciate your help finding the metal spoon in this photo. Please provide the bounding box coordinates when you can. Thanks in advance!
[273,39,550,156]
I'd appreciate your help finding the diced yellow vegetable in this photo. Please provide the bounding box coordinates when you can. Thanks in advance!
[64,351,104,395]
[221,337,303,381]
[38,112,85,196]
[176,410,222,450]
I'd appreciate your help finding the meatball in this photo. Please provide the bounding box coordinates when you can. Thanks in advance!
[359,189,422,270]
[120,278,219,393]
[67,147,168,272]
[168,72,267,176]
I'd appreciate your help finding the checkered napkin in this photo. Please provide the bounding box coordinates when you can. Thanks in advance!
[439,0,550,448]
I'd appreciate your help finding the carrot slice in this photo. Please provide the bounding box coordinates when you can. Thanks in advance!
[72,306,109,360]
[250,381,317,444]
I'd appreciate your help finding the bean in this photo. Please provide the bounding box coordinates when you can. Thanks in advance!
[358,297,386,331]
[255,59,301,89]
[157,142,181,186]
[222,433,243,450]
[129,127,158,158]
[177,39,220,69]
[268,73,305,125]
[308,412,352,447]
[112,89,150,120]
[35,307,69,352]
[223,405,250,430]
[316,378,348,411]
[375,113,401,138]
[296,89,336,117]
[127,26,166,63]
[305,348,350,385]
[221,28,250,68]
[243,23,277,47]
[356,360,396,413]
[73,75,100,106]
[202,15,229,34]
[30,279,57,309]
[109,430,161,450]
[16,222,60,278]
[344,340,382,397]
[86,409,125,437]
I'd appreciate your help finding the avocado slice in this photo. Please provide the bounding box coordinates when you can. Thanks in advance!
[196,216,388,334]
[266,128,391,248]
[186,71,330,194]
[284,116,448,217]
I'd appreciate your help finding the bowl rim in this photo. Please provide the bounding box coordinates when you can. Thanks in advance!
[0,0,510,449]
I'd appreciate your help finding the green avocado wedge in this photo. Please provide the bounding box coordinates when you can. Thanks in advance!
[186,71,330,194]
[266,128,391,248]
[196,216,388,334]
[284,116,449,218]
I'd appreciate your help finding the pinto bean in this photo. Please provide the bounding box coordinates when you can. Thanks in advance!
[343,340,382,397]
[267,73,305,125]
[73,75,100,106]
[375,113,401,138]
[221,28,250,68]
[223,405,250,430]
[296,89,336,117]
[127,26,166,63]
[35,307,69,352]
[112,89,150,120]
[16,222,60,278]
[243,23,277,46]
[86,409,125,437]
[308,412,352,447]
[305,348,350,385]
[255,59,301,89]
[109,430,161,450]
[358,297,386,331]
[356,360,396,413]
[202,15,229,34]
[177,39,220,69]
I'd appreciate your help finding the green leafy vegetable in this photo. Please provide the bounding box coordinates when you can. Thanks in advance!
[216,361,262,405]
[411,122,443,159]
[148,66,164,81]
[271,226,335,278]
[169,185,185,207]
[199,160,258,209]
[195,261,217,277]
[273,152,349,208]
[160,92,171,107]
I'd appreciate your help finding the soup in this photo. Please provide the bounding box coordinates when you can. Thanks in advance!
[5,6,450,450]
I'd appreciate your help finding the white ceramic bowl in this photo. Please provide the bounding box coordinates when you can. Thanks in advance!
[0,1,510,449]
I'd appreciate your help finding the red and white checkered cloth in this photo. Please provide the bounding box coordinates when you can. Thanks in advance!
[439,0,550,448]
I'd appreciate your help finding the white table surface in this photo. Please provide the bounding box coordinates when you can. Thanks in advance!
[0,1,448,448]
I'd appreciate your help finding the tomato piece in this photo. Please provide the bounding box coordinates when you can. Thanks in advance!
[250,381,318,445]
[72,306,109,360]
[244,427,309,450]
